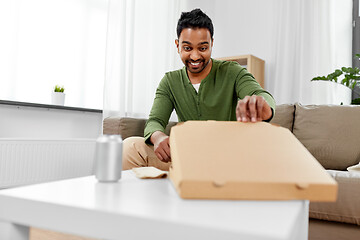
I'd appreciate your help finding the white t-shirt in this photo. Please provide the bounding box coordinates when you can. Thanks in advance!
[192,83,200,93]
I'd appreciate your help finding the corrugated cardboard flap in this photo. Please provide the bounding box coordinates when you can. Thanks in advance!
[169,121,338,201]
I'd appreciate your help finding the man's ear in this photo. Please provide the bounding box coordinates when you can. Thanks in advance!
[211,38,214,47]
[175,39,180,53]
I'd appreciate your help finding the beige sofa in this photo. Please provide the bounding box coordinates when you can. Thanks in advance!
[103,103,360,240]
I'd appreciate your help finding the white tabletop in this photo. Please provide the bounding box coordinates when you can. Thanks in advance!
[0,171,308,240]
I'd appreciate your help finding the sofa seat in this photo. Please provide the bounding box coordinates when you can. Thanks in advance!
[310,170,360,225]
[309,219,360,240]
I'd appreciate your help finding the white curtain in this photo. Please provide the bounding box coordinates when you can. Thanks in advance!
[270,0,353,104]
[103,0,183,119]
[103,0,353,116]
[0,0,108,109]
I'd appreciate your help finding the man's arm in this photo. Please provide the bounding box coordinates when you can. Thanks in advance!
[144,76,174,162]
[235,68,276,122]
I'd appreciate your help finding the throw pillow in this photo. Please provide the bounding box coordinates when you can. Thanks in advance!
[293,103,360,170]
[270,104,295,131]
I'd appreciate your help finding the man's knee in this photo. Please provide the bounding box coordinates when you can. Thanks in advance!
[123,136,146,152]
[122,136,150,170]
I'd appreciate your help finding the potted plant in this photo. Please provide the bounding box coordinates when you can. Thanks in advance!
[51,85,65,105]
[311,54,360,105]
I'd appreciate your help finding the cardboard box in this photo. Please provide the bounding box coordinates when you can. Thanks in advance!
[169,121,338,202]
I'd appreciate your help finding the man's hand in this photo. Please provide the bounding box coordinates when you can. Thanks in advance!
[150,131,171,162]
[236,95,272,122]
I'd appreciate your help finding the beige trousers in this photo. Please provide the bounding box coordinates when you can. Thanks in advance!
[122,137,171,171]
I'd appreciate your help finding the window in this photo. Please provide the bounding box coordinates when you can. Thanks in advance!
[0,0,108,109]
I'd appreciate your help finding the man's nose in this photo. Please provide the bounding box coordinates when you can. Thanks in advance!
[190,50,201,61]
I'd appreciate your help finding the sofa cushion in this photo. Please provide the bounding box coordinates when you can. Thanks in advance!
[103,117,177,140]
[310,170,360,225]
[269,104,295,131]
[293,103,360,170]
[309,219,360,240]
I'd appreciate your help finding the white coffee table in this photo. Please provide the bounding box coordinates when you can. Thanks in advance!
[0,170,309,240]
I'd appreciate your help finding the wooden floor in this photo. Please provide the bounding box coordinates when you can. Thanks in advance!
[30,228,97,240]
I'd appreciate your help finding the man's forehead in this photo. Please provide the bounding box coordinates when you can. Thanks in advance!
[179,28,212,44]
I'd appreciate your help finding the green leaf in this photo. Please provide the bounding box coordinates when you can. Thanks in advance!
[54,85,65,93]
[352,98,360,105]
[334,69,343,75]
[346,76,350,86]
[351,81,357,89]
[342,67,358,75]
[327,70,343,81]
[311,76,328,81]
[341,77,347,85]
[311,54,360,88]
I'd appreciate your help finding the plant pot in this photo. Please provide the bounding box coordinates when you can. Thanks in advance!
[51,92,65,106]
[311,81,352,105]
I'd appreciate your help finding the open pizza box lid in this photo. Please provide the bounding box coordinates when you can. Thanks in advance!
[169,121,338,201]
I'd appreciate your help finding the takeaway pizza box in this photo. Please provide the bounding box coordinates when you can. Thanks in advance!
[169,121,338,202]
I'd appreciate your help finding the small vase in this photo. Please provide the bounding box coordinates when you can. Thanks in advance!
[51,92,65,106]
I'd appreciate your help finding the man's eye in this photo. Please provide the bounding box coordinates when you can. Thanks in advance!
[200,47,207,51]
[183,46,191,51]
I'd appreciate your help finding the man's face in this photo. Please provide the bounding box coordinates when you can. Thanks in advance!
[175,28,213,74]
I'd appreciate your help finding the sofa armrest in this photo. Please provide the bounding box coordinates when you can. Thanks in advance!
[103,117,121,135]
[310,170,360,225]
[103,117,147,139]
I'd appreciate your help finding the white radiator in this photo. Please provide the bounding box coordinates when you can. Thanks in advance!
[0,139,96,188]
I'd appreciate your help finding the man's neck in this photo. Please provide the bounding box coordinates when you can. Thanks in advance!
[187,59,213,84]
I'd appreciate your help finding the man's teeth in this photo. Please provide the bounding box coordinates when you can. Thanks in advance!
[190,62,200,66]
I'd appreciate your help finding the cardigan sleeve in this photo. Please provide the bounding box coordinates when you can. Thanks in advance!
[235,67,276,121]
[144,76,174,144]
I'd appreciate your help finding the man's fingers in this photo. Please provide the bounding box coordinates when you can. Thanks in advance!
[256,96,265,121]
[237,96,250,122]
[236,95,271,122]
[249,95,257,122]
[160,139,171,157]
[164,141,171,159]
[157,143,171,162]
[155,152,163,161]
[154,135,171,162]
[157,148,169,162]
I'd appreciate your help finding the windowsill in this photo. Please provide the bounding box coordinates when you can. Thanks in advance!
[0,100,102,113]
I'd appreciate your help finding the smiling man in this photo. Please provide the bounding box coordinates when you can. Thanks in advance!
[122,9,276,171]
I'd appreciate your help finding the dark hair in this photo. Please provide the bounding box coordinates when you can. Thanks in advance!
[176,9,214,39]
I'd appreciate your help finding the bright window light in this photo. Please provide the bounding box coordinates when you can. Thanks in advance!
[0,0,108,109]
